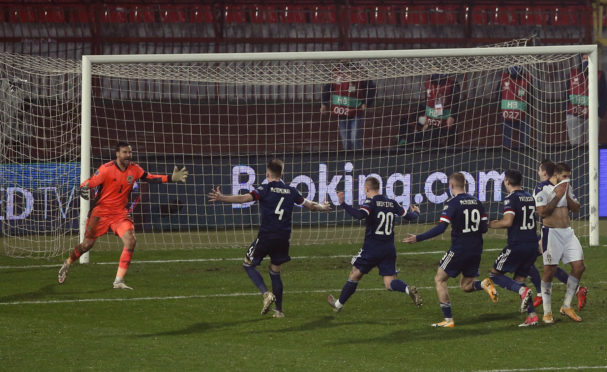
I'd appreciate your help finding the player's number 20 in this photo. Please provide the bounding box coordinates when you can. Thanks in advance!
[462,208,481,233]
[375,211,394,236]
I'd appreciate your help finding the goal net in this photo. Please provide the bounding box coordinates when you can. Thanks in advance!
[1,45,599,258]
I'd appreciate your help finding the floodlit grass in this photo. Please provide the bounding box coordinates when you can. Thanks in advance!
[1,236,606,371]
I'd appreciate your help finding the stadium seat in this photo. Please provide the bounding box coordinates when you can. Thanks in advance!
[349,6,368,24]
[160,6,187,23]
[370,5,397,25]
[469,5,488,25]
[310,5,336,24]
[551,6,586,26]
[429,5,459,25]
[38,7,66,23]
[526,6,549,26]
[282,5,306,24]
[129,6,156,23]
[191,5,213,23]
[103,7,128,23]
[401,5,428,25]
[224,5,246,23]
[9,7,36,23]
[67,6,90,23]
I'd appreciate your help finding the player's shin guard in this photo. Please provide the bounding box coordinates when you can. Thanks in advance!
[269,269,283,311]
[243,263,268,294]
[527,265,542,293]
[389,279,408,293]
[563,276,579,309]
[541,281,552,314]
[338,279,358,305]
[490,273,523,293]
[555,267,571,284]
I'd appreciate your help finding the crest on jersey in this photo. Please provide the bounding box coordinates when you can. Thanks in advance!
[504,199,510,205]
[127,175,134,185]
[257,185,264,191]
[537,196,543,202]
[442,205,448,211]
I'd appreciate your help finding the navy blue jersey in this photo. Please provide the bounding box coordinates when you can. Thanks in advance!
[250,181,305,239]
[439,193,488,252]
[360,194,415,246]
[503,189,537,246]
[533,179,553,228]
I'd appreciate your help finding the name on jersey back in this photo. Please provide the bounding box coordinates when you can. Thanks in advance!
[375,201,394,208]
[270,187,291,194]
[459,199,479,205]
[517,196,534,202]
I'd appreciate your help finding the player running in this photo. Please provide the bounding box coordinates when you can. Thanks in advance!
[535,162,585,323]
[486,169,539,327]
[532,159,587,310]
[57,142,189,289]
[327,176,422,313]
[403,173,493,328]
[208,158,331,318]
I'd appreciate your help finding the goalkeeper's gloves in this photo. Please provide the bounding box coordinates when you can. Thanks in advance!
[171,166,189,183]
[79,185,90,200]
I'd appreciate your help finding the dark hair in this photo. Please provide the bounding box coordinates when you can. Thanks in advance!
[449,172,466,188]
[555,162,571,174]
[504,169,522,186]
[115,141,131,152]
[539,159,555,177]
[267,158,284,177]
[365,176,380,191]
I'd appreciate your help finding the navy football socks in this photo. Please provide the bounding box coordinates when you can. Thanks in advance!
[490,273,522,292]
[243,264,268,294]
[269,269,283,311]
[555,267,570,284]
[527,265,542,293]
[440,302,453,319]
[338,279,358,305]
[389,279,408,293]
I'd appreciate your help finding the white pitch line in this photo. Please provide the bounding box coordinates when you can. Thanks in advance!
[473,367,607,372]
[0,248,502,270]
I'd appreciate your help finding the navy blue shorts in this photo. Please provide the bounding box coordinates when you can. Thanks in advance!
[245,237,290,266]
[439,249,481,278]
[351,243,397,276]
[493,243,538,277]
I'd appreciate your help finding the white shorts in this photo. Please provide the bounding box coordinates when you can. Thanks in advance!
[542,227,584,265]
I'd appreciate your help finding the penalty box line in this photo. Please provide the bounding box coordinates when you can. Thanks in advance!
[0,248,502,270]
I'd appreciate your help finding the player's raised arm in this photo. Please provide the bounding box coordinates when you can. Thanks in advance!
[302,199,332,212]
[337,191,368,220]
[139,165,189,184]
[400,204,420,221]
[207,186,254,204]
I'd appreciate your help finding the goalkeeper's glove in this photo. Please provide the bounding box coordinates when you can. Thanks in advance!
[79,185,90,200]
[171,166,189,183]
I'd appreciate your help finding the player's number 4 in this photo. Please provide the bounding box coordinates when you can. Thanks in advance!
[275,197,285,221]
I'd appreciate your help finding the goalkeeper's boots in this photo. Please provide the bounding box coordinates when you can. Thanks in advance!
[481,278,499,303]
[577,286,587,311]
[261,292,276,315]
[542,312,555,324]
[533,295,543,308]
[408,286,423,307]
[58,260,71,284]
[518,314,539,327]
[560,306,582,322]
[431,319,455,328]
[113,280,133,290]
[327,294,342,313]
[272,310,285,318]
[520,287,533,313]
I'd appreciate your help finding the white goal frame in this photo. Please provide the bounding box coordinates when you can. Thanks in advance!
[79,45,600,263]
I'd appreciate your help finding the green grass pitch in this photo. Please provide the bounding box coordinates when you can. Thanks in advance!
[1,236,606,371]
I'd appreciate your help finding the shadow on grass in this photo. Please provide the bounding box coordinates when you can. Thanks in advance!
[135,318,266,338]
[0,283,113,303]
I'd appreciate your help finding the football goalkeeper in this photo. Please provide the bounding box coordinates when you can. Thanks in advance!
[57,142,189,289]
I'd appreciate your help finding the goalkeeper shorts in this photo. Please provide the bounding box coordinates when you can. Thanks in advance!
[85,208,134,239]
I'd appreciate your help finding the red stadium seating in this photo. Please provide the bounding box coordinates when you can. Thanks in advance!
[191,5,213,23]
[429,5,459,25]
[160,6,187,23]
[282,5,306,24]
[401,5,428,25]
[224,5,246,23]
[349,6,367,24]
[67,6,90,23]
[310,5,336,24]
[129,6,155,23]
[38,7,66,23]
[370,6,397,25]
[103,7,128,23]
[9,7,36,23]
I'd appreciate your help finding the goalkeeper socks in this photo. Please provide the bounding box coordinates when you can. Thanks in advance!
[555,267,570,284]
[563,276,579,309]
[527,264,542,294]
[541,281,552,314]
[69,247,82,262]
[389,279,409,294]
[118,247,133,269]
[490,273,523,293]
[439,302,453,319]
[269,269,283,312]
[243,264,268,294]
[338,279,358,305]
